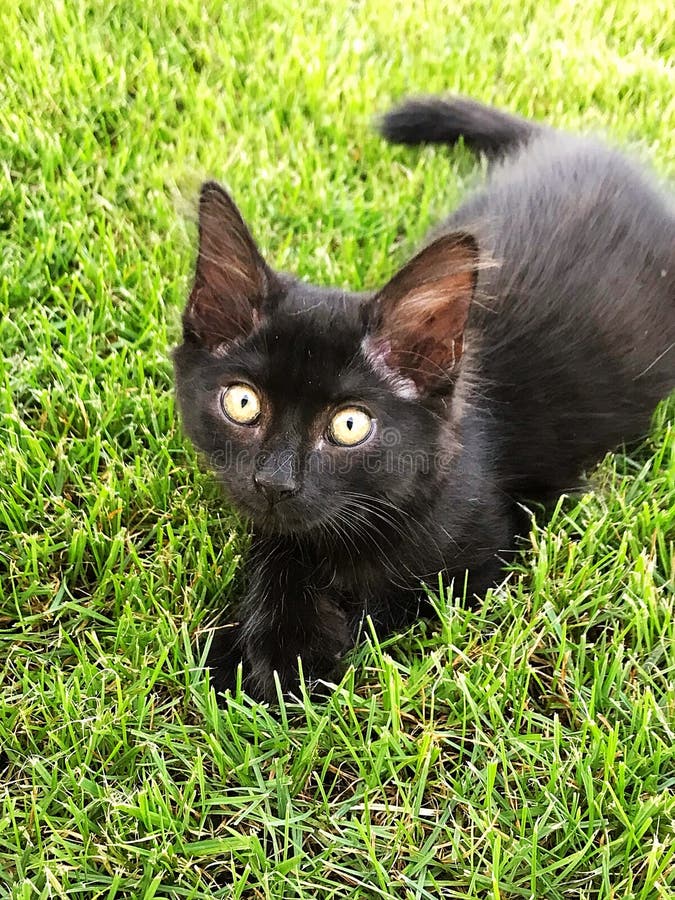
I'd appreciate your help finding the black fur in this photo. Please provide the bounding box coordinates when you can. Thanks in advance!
[174,96,675,703]
[378,95,541,157]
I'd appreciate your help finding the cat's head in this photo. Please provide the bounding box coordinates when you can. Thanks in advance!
[173,182,478,536]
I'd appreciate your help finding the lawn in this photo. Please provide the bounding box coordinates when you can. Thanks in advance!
[1,0,674,897]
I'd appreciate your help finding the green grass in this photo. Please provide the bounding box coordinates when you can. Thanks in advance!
[1,0,674,897]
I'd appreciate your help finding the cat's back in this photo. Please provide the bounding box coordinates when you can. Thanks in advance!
[458,133,673,327]
[450,134,675,497]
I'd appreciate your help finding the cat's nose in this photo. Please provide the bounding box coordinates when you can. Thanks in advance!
[253,458,298,504]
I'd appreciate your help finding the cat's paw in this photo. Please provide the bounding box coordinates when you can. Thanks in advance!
[247,597,352,703]
[203,623,245,700]
[245,643,348,704]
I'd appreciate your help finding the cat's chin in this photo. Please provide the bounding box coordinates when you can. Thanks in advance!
[254,509,325,536]
[241,502,339,537]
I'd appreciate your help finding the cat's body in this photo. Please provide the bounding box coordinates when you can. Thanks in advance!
[174,96,674,702]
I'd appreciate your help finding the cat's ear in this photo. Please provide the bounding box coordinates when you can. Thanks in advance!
[184,182,278,348]
[367,233,479,391]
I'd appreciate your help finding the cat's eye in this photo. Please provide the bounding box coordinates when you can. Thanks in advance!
[329,407,373,446]
[221,383,262,425]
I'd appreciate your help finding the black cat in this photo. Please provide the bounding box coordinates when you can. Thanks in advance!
[173,95,674,703]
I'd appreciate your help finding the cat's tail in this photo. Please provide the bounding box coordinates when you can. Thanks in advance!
[377,95,544,158]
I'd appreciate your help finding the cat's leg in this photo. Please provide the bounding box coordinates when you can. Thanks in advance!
[205,622,246,695]
[242,589,352,702]
[207,535,353,703]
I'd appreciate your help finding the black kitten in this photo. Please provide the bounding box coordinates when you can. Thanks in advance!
[173,96,674,703]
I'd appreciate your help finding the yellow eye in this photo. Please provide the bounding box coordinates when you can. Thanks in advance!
[329,407,373,446]
[221,383,261,425]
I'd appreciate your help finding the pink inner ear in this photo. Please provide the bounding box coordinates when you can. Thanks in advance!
[186,278,261,349]
[373,233,478,386]
[386,272,473,340]
[184,182,274,348]
[382,334,466,388]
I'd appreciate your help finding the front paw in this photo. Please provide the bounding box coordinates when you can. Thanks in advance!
[202,623,301,703]
[249,595,353,702]
[203,594,353,704]
[203,623,244,698]
[246,652,343,704]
